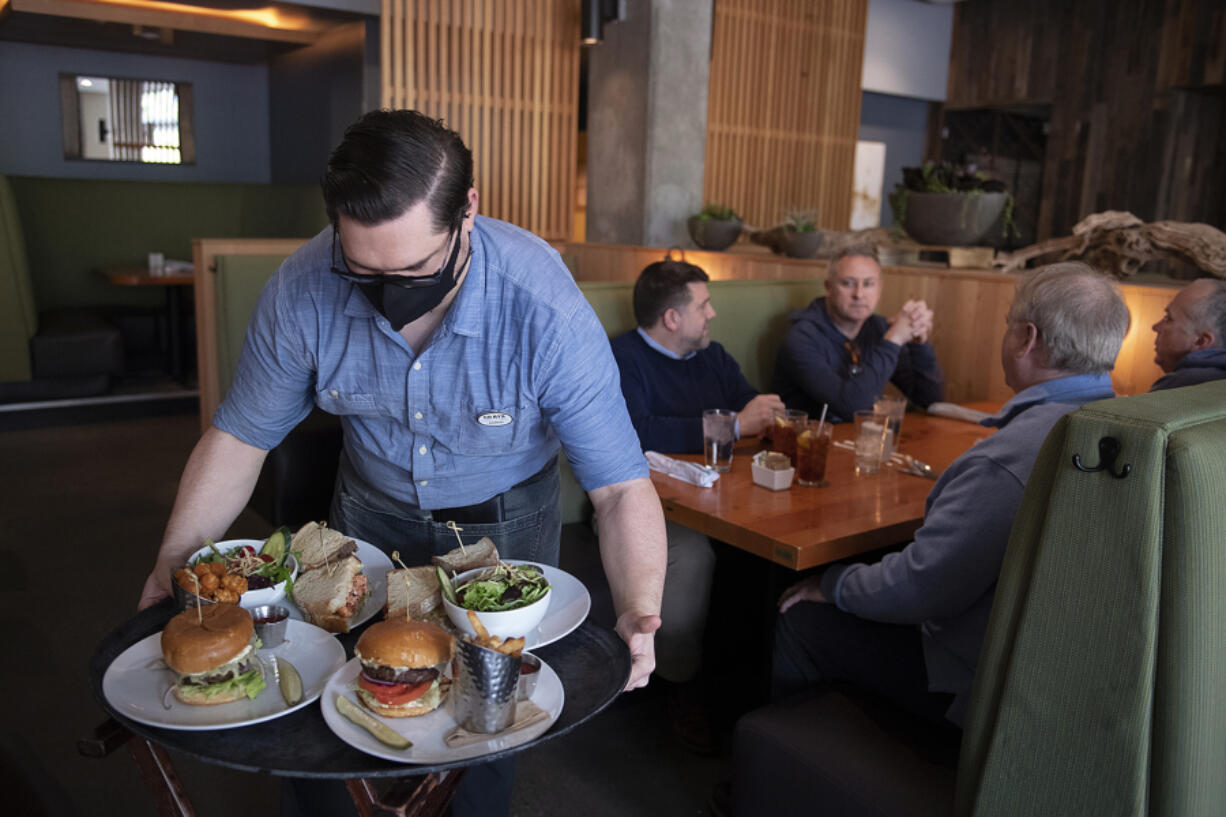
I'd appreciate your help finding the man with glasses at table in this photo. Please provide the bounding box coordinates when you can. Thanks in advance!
[137,109,666,817]
[774,246,944,422]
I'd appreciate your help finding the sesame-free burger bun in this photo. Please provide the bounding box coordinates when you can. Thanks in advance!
[355,619,453,668]
[161,603,255,675]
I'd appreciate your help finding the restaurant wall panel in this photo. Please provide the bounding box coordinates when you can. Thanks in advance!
[946,0,1226,241]
[704,0,867,231]
[379,0,579,240]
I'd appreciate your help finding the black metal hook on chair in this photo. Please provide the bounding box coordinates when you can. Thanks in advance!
[1072,436,1131,479]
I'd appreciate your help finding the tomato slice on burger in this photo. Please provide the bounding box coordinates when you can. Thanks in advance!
[358,674,431,706]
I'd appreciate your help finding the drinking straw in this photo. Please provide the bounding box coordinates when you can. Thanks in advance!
[816,403,829,436]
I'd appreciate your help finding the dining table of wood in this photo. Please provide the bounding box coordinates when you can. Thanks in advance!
[98,266,195,382]
[650,405,999,571]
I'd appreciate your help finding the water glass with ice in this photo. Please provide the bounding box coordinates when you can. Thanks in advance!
[702,409,737,473]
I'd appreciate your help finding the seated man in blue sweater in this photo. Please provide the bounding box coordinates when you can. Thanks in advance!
[772,262,1130,728]
[774,246,945,422]
[1149,278,1226,391]
[610,258,784,752]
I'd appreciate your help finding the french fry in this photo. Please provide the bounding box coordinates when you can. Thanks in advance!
[467,609,491,642]
[497,637,525,657]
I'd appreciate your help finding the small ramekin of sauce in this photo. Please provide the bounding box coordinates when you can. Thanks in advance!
[251,604,290,648]
[517,652,541,701]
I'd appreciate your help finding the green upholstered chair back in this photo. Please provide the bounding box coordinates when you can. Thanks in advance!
[214,254,288,398]
[0,174,37,382]
[958,380,1226,817]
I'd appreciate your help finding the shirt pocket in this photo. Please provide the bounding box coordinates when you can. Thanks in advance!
[315,387,379,416]
[455,403,541,455]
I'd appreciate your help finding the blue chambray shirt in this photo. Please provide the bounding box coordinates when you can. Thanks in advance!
[214,216,648,510]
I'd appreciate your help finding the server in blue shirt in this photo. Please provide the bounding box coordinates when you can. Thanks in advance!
[773,262,1131,727]
[137,111,666,815]
[610,258,784,752]
[1149,278,1226,391]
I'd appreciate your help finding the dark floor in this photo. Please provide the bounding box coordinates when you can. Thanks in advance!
[0,408,731,817]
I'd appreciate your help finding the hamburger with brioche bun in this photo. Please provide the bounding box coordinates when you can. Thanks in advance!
[354,618,454,717]
[161,603,266,705]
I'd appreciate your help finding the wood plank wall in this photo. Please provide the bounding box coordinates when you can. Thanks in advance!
[704,0,867,231]
[946,0,1226,242]
[380,0,579,240]
[560,243,1176,402]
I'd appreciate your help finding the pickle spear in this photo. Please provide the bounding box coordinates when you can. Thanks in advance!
[276,657,304,706]
[336,695,412,750]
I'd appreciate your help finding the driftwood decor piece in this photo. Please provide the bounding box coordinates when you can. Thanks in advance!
[995,211,1226,279]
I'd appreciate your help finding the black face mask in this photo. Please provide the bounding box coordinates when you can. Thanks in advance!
[356,228,468,332]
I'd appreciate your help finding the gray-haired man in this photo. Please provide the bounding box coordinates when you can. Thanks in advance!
[1150,279,1226,391]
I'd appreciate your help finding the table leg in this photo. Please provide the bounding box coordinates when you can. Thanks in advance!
[166,285,184,382]
[127,737,198,817]
[345,770,465,817]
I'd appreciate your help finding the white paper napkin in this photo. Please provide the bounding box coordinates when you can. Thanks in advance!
[645,451,720,488]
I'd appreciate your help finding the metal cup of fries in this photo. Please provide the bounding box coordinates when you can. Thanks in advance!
[453,610,526,734]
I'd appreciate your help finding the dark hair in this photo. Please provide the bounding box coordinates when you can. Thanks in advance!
[322,109,474,231]
[633,260,710,327]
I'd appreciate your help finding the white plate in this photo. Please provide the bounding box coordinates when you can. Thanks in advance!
[102,619,346,731]
[288,538,393,632]
[448,561,590,650]
[321,656,564,764]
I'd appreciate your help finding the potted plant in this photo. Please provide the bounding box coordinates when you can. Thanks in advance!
[687,203,743,251]
[750,209,824,258]
[888,161,1016,247]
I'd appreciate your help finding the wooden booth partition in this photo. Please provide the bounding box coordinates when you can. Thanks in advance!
[705,0,867,231]
[380,0,580,241]
[192,238,307,433]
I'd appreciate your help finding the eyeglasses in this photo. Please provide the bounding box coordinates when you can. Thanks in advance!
[330,223,461,289]
[844,340,862,376]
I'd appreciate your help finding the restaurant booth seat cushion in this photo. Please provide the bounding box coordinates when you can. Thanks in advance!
[0,173,124,403]
[734,380,1226,817]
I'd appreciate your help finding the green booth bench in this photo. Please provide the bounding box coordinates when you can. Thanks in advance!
[0,175,325,400]
[199,244,825,527]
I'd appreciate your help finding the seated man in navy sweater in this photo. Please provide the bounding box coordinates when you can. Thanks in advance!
[610,258,784,752]
[774,246,945,422]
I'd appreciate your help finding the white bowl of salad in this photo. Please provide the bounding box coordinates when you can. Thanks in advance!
[177,530,298,611]
[441,562,552,640]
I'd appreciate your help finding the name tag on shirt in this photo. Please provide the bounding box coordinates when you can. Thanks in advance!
[477,411,513,427]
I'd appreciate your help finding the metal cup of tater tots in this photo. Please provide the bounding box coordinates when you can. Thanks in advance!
[454,638,521,733]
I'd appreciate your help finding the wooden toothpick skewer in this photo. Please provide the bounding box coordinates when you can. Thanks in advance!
[445,521,467,555]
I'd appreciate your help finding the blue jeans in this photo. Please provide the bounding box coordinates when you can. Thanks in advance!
[283,454,562,817]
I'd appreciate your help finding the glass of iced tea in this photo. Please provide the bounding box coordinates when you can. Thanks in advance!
[796,421,833,486]
[770,409,808,468]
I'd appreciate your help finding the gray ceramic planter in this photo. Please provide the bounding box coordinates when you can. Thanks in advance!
[687,216,743,251]
[903,191,1007,246]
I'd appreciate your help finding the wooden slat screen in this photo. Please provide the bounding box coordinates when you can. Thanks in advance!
[705,0,867,231]
[380,0,580,240]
